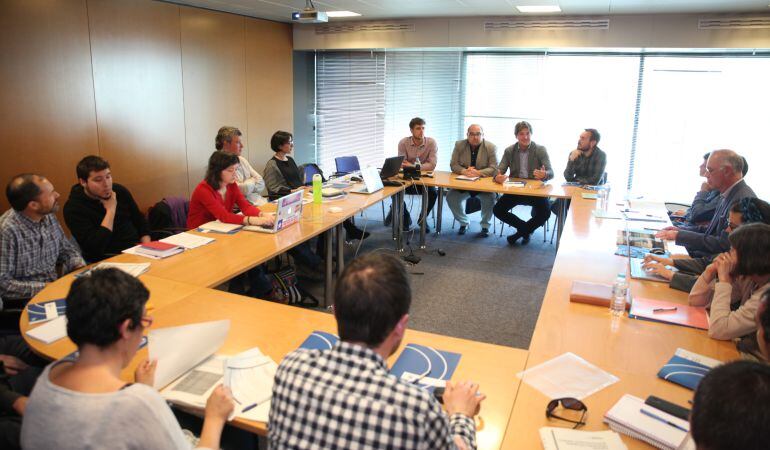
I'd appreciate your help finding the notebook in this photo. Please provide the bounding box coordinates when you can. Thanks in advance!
[27,298,66,324]
[25,315,68,344]
[604,394,689,450]
[160,232,214,249]
[298,331,339,351]
[629,297,709,330]
[198,221,243,233]
[135,241,184,258]
[455,175,479,181]
[657,348,721,391]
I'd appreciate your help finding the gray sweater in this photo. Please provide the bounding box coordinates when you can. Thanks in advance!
[21,360,202,450]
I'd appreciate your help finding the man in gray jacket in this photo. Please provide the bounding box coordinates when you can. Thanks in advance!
[493,121,554,245]
[447,124,498,237]
[657,149,755,257]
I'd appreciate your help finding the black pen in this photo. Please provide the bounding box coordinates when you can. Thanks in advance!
[653,307,678,313]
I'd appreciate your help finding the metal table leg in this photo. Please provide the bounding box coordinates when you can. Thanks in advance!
[556,198,567,252]
[436,187,443,234]
[419,186,428,249]
[396,190,405,252]
[324,229,333,307]
[336,222,345,276]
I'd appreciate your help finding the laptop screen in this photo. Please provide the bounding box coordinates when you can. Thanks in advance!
[276,190,304,230]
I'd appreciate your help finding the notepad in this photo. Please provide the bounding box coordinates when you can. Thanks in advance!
[27,298,66,324]
[25,315,68,344]
[160,232,215,249]
[455,175,479,181]
[540,427,628,450]
[582,193,599,199]
[604,394,689,450]
[198,221,243,233]
[504,180,526,188]
[657,348,721,391]
[592,209,623,219]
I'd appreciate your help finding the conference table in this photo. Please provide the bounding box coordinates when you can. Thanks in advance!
[21,174,743,449]
[412,171,573,251]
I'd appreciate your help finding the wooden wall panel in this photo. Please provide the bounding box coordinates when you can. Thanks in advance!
[180,7,248,189]
[88,0,189,208]
[0,0,98,212]
[245,19,294,172]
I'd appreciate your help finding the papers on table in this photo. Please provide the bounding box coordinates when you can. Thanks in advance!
[517,353,619,400]
[224,347,278,423]
[198,220,243,234]
[27,298,66,324]
[592,209,623,219]
[582,193,599,199]
[504,180,526,188]
[540,427,628,450]
[657,348,721,391]
[604,394,689,450]
[77,262,151,277]
[160,232,215,249]
[149,319,230,390]
[25,315,68,344]
[161,355,226,410]
[455,175,479,181]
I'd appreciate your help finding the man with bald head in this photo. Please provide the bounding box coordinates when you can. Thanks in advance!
[657,149,755,257]
[447,124,498,237]
[1,174,84,301]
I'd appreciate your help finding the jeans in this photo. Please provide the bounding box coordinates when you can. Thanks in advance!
[493,194,551,235]
[446,190,495,229]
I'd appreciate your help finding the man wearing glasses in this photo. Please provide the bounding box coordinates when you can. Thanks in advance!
[447,124,499,237]
[657,149,755,257]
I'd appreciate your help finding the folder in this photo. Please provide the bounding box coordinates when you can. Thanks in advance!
[629,297,709,330]
[298,331,339,351]
[390,343,461,393]
[27,298,66,324]
[657,348,721,391]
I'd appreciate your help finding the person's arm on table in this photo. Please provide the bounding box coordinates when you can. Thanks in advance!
[689,262,719,307]
[494,149,510,184]
[676,229,730,255]
[533,147,553,181]
[435,380,485,450]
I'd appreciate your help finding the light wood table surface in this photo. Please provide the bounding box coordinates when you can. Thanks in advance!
[22,276,528,448]
[499,195,739,449]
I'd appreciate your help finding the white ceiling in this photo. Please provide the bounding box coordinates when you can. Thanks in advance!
[163,0,770,23]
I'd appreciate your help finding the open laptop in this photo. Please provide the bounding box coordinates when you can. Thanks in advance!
[379,155,404,179]
[350,166,384,195]
[625,222,674,283]
[243,190,303,233]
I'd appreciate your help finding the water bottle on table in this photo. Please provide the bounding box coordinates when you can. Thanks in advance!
[312,174,322,204]
[611,272,628,316]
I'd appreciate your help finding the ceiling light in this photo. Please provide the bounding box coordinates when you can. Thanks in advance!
[516,5,562,13]
[326,11,361,18]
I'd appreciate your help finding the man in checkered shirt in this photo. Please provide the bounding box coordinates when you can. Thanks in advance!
[269,253,485,450]
[0,174,84,302]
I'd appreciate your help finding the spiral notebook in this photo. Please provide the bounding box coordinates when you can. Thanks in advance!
[604,394,689,450]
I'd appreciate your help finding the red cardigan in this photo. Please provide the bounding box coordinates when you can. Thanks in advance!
[187,180,261,229]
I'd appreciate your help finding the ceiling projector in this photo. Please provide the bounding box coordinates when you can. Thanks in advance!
[291,8,328,23]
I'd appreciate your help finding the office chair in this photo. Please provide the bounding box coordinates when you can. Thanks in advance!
[334,156,360,175]
[299,163,326,185]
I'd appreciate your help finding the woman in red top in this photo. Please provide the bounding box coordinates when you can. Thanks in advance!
[187,151,274,229]
[188,151,274,298]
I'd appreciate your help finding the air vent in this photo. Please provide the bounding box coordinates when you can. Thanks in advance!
[698,16,770,29]
[485,18,609,31]
[316,22,415,34]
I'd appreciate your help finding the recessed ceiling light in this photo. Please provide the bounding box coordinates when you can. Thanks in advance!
[516,5,562,13]
[326,11,361,18]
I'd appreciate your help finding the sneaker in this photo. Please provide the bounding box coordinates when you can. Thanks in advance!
[458,225,467,235]
[478,228,489,238]
[507,232,523,246]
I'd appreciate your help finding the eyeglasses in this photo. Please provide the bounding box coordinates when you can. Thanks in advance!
[546,398,587,429]
[140,315,153,328]
[467,132,483,137]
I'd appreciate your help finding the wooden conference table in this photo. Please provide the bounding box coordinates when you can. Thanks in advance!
[22,274,529,449]
[412,171,573,250]
[499,194,739,449]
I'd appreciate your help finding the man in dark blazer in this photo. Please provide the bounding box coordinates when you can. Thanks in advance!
[493,121,554,245]
[447,124,498,237]
[657,149,755,257]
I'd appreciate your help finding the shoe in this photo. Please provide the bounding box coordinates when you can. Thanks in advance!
[384,209,393,226]
[478,228,489,238]
[347,227,371,241]
[458,225,467,235]
[507,232,523,245]
[521,233,531,245]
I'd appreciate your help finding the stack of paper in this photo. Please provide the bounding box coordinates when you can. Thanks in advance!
[455,175,479,181]
[517,353,619,400]
[224,348,278,422]
[135,241,184,258]
[540,427,628,450]
[25,315,68,344]
[604,394,689,450]
[160,232,215,249]
[198,221,243,233]
[78,262,151,277]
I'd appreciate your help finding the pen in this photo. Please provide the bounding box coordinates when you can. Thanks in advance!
[639,408,688,432]
[653,307,678,313]
[242,402,260,413]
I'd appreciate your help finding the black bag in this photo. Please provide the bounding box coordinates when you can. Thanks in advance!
[465,194,481,214]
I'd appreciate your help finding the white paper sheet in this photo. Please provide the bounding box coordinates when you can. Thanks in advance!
[121,245,162,260]
[517,353,619,400]
[25,315,68,344]
[540,427,628,450]
[160,232,215,249]
[224,347,277,423]
[161,355,226,409]
[93,262,151,277]
[198,221,242,233]
[149,320,230,390]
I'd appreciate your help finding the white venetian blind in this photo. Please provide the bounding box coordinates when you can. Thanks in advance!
[316,52,385,175]
[384,51,462,171]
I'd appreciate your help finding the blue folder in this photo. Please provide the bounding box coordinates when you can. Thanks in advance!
[27,298,66,324]
[390,343,461,393]
[298,331,339,351]
[657,351,717,391]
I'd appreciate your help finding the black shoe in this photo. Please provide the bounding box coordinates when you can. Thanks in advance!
[521,233,531,245]
[478,228,489,238]
[507,232,523,245]
[347,227,370,240]
[384,209,393,226]
[458,225,467,235]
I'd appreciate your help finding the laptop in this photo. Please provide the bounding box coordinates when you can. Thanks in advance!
[350,166,384,195]
[379,156,404,179]
[629,258,676,283]
[243,190,303,233]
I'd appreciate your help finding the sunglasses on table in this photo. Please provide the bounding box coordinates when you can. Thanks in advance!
[546,397,587,429]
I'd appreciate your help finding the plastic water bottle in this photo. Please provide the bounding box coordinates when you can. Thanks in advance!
[610,272,628,316]
[415,157,421,172]
[312,174,322,205]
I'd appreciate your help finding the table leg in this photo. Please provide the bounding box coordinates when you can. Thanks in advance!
[396,191,405,252]
[556,198,567,252]
[436,187,443,234]
[336,222,345,276]
[391,197,397,241]
[419,186,428,249]
[324,229,333,307]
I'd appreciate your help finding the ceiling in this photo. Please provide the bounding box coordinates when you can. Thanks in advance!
[163,0,770,23]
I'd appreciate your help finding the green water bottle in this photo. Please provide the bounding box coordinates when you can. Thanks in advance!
[312,174,322,204]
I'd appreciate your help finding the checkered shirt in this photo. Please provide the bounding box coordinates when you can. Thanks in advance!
[0,210,84,299]
[268,341,476,450]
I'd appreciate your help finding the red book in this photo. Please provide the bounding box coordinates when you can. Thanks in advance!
[135,241,183,258]
[140,241,178,251]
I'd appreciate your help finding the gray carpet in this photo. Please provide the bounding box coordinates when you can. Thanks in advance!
[301,199,557,350]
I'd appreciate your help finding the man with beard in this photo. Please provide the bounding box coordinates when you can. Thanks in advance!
[64,156,150,262]
[563,128,606,186]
